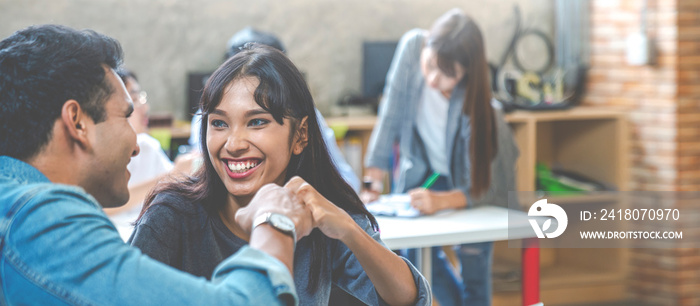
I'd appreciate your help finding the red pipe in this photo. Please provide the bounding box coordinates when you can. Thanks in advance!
[522,238,540,306]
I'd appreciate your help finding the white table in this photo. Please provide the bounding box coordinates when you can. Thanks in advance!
[376,206,541,306]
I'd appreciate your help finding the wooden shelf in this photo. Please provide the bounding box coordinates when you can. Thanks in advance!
[504,107,626,123]
[493,259,629,306]
[518,193,621,207]
[325,116,378,179]
[326,115,377,131]
[326,107,627,131]
[542,265,625,289]
[494,281,627,306]
[494,264,626,292]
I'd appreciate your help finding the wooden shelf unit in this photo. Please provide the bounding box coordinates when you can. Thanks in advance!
[325,115,377,179]
[498,108,630,305]
[504,108,629,194]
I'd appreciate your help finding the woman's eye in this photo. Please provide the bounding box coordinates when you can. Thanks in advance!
[248,118,269,127]
[211,119,228,128]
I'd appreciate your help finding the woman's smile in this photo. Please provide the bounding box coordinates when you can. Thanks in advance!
[223,158,262,179]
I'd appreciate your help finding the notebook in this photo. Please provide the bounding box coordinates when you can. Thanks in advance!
[366,194,420,218]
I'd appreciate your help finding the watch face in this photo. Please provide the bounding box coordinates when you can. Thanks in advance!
[270,214,295,232]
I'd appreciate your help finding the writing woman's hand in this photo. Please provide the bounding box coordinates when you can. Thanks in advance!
[408,188,442,215]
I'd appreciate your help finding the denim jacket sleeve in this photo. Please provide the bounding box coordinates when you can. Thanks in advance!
[331,214,432,305]
[2,185,298,306]
[365,29,425,171]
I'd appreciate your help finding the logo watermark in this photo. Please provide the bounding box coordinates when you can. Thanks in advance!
[528,199,568,238]
[509,191,696,248]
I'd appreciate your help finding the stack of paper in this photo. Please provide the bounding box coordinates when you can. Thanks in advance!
[366,194,420,218]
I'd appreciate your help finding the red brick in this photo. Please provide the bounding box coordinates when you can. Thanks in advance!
[678,156,700,166]
[631,166,678,180]
[657,39,679,54]
[678,85,700,96]
[631,139,677,155]
[678,170,700,179]
[657,54,679,66]
[677,69,700,83]
[679,141,700,154]
[678,0,700,9]
[678,112,700,123]
[678,41,700,54]
[678,26,700,40]
[678,11,700,26]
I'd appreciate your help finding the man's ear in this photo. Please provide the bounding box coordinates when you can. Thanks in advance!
[61,100,91,149]
[292,116,309,155]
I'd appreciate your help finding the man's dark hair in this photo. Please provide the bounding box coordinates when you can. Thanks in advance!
[0,24,123,160]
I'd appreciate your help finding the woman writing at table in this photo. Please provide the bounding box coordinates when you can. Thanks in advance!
[362,8,519,306]
[129,44,431,305]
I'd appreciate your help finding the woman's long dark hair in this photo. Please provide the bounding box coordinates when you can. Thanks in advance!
[426,9,497,198]
[137,44,376,292]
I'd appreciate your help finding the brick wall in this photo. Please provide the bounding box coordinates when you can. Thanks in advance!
[587,0,700,304]
[675,1,700,303]
[678,0,700,194]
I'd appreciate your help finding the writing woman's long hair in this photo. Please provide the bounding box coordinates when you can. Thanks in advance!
[426,9,497,198]
[138,44,376,291]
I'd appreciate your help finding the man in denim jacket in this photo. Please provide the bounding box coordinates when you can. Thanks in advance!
[0,24,312,305]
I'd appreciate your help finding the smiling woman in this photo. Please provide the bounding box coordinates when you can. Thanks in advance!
[128,44,431,305]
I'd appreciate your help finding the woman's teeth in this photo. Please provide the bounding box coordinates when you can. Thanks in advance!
[228,161,258,173]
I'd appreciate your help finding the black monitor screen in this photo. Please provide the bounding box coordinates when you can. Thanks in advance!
[362,41,398,98]
[187,72,213,119]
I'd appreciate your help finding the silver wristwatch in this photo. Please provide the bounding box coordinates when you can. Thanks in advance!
[252,212,297,245]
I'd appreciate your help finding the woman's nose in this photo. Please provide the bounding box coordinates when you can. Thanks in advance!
[225,130,250,154]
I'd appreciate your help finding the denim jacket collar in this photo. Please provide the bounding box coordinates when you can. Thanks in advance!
[0,156,50,185]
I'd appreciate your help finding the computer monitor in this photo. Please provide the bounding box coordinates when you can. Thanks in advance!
[362,41,398,99]
[186,72,214,119]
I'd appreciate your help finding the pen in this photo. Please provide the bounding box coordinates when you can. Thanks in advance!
[421,172,440,189]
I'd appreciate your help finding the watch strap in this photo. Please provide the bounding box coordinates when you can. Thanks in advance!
[252,212,297,247]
